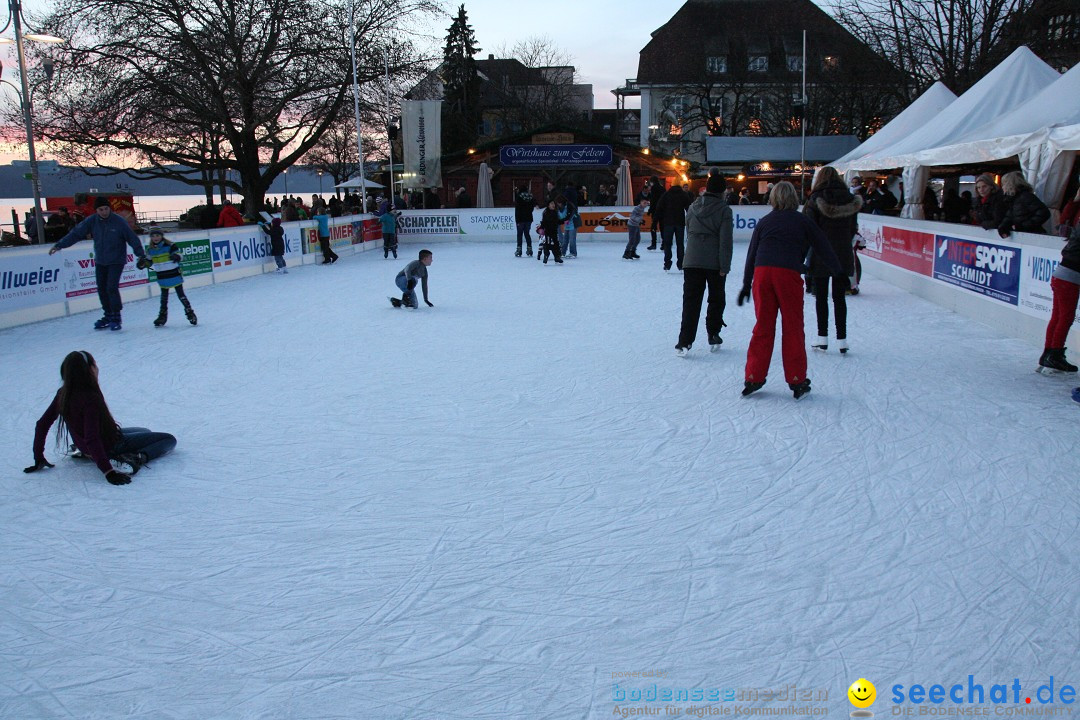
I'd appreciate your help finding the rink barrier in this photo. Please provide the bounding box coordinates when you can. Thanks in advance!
[856,214,1078,349]
[0,214,383,330]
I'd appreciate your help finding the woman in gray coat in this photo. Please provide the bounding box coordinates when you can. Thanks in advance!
[675,174,734,356]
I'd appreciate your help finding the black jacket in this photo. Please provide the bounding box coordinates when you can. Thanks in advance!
[999,189,1050,234]
[1061,224,1080,274]
[514,191,536,223]
[973,190,1006,230]
[646,182,666,216]
[540,207,561,240]
[864,187,897,215]
[261,223,285,256]
[743,209,841,288]
[803,181,861,277]
[654,186,692,227]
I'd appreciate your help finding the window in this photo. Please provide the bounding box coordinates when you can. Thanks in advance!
[748,55,768,72]
[746,98,762,119]
[707,56,728,74]
[822,55,840,71]
[666,95,687,119]
[786,55,802,72]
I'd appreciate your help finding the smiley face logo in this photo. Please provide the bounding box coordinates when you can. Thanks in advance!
[848,678,876,708]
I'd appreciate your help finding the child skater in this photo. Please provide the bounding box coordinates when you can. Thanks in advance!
[623,196,649,260]
[25,350,177,485]
[391,249,434,308]
[143,226,197,326]
[380,206,400,259]
[538,199,564,264]
[259,217,288,273]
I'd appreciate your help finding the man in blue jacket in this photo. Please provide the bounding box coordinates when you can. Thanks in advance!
[49,197,148,331]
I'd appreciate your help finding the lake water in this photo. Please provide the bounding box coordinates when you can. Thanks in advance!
[2,193,313,233]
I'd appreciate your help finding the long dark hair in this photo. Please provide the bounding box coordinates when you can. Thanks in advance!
[56,350,120,450]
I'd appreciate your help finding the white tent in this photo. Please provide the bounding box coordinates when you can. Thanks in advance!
[907,61,1080,211]
[834,47,1060,219]
[334,177,384,189]
[831,81,957,175]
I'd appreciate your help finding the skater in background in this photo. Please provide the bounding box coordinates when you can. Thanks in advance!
[143,227,198,326]
[803,166,861,354]
[260,217,287,273]
[653,180,692,271]
[1039,222,1080,374]
[675,174,732,356]
[393,250,434,308]
[514,186,536,257]
[736,182,841,399]
[380,206,400,259]
[623,196,648,260]
[644,176,665,251]
[314,210,338,264]
[538,199,564,265]
[557,194,580,259]
[48,197,148,331]
[25,350,177,485]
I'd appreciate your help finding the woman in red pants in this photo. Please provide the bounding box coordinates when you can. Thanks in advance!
[736,182,842,399]
[1039,224,1080,374]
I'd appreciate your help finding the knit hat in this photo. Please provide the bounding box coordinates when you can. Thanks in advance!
[148,225,164,237]
[706,174,726,193]
[94,197,110,209]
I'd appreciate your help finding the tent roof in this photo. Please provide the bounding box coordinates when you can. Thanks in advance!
[842,46,1060,170]
[334,177,384,189]
[705,135,859,163]
[831,82,957,171]
[908,60,1080,165]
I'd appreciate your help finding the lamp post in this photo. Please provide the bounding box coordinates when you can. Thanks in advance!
[317,169,323,195]
[348,0,368,212]
[1,0,63,245]
[283,168,288,198]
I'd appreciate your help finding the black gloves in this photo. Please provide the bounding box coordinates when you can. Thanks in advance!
[425,300,434,307]
[136,256,153,270]
[106,470,132,486]
[169,253,182,263]
[737,287,751,306]
[24,458,55,473]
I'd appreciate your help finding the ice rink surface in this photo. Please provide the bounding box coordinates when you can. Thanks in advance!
[2,241,1078,719]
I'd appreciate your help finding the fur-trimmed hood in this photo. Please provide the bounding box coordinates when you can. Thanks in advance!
[811,182,863,219]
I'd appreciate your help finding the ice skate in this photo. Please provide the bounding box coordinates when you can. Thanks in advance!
[1038,348,1078,374]
[837,338,849,354]
[790,379,812,400]
[515,248,522,257]
[742,380,765,396]
[708,334,723,352]
[93,315,110,330]
[185,306,198,325]
[108,314,122,331]
[154,308,168,327]
[812,336,828,352]
[675,345,691,358]
[389,296,402,308]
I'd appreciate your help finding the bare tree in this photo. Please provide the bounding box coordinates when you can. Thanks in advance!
[26,0,437,214]
[830,0,1036,98]
[491,36,584,132]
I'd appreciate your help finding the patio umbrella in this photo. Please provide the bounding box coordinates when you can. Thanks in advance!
[615,159,633,205]
[476,163,494,208]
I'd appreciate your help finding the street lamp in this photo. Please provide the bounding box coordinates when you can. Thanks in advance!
[317,169,323,195]
[1,0,63,245]
[283,167,288,197]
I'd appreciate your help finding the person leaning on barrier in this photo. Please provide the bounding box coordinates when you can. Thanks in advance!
[971,173,1006,230]
[998,170,1050,237]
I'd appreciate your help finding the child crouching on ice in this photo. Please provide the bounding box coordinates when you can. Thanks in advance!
[141,226,197,326]
[391,249,434,308]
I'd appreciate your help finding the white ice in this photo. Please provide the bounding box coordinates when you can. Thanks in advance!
[2,242,1078,719]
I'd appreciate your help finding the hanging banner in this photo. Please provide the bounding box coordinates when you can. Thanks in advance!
[401,100,443,189]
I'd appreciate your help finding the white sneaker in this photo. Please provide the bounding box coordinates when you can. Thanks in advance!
[812,335,828,352]
[837,338,848,354]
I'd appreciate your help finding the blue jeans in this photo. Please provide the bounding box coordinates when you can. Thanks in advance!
[274,255,286,269]
[515,222,532,249]
[95,263,124,315]
[560,223,578,256]
[661,225,685,269]
[395,273,416,307]
[111,427,176,461]
[624,226,641,255]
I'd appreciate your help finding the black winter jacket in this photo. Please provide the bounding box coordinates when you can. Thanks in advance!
[514,191,536,223]
[803,181,861,277]
[1059,224,1080,274]
[654,186,692,227]
[973,190,1006,230]
[999,189,1051,234]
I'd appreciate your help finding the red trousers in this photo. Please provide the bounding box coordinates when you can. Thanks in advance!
[1045,276,1080,349]
[745,266,807,384]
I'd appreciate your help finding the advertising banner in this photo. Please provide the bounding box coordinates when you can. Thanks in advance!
[360,218,382,243]
[401,100,442,188]
[0,252,65,311]
[577,210,631,234]
[933,235,1021,305]
[61,249,149,299]
[210,226,278,271]
[1018,244,1062,320]
[397,211,461,237]
[328,219,358,250]
[149,238,212,284]
[859,218,935,276]
[459,209,515,236]
[500,144,613,167]
[279,222,308,259]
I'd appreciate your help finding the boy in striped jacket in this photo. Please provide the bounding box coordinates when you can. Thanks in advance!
[141,227,198,327]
